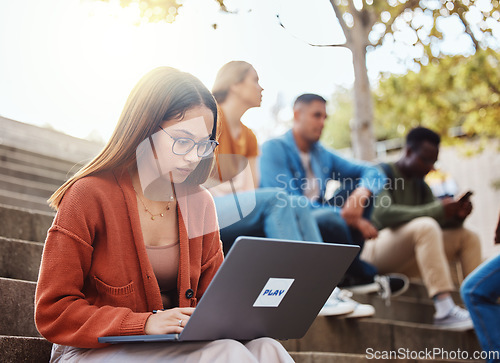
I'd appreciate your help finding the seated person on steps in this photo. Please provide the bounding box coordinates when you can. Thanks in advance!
[362,126,482,331]
[260,93,409,299]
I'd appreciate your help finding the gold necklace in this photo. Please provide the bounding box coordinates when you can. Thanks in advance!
[134,188,175,221]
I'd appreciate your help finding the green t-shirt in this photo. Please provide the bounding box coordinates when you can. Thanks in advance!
[371,162,445,230]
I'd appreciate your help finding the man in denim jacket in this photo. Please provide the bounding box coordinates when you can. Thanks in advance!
[260,94,407,294]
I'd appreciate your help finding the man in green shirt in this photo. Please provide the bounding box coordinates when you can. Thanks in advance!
[362,127,482,331]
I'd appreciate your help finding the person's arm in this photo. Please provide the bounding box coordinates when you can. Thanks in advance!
[371,188,445,229]
[35,186,153,348]
[421,181,473,226]
[325,150,385,198]
[260,140,302,197]
[341,187,379,239]
[325,150,384,237]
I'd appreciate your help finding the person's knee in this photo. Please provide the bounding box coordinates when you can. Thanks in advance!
[409,217,441,239]
[461,277,472,298]
[209,339,256,361]
[247,337,282,349]
[245,338,291,362]
[462,228,481,249]
[259,188,290,209]
[460,269,496,304]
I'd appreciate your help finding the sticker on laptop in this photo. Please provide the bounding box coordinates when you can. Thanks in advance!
[253,278,295,307]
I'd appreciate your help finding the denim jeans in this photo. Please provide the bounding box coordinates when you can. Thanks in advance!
[312,208,378,283]
[214,188,323,254]
[461,254,500,363]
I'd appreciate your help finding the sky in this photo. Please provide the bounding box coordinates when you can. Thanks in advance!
[0,0,493,143]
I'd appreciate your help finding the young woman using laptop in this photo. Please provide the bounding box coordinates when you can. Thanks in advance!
[34,67,293,362]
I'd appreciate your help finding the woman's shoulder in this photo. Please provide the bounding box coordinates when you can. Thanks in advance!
[61,169,121,206]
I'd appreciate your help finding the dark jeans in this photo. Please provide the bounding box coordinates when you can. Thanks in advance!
[312,208,377,283]
[215,188,323,254]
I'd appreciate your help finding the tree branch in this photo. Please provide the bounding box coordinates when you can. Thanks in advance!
[462,101,500,114]
[455,5,480,51]
[347,0,358,16]
[329,0,352,44]
[486,80,500,96]
[276,15,348,48]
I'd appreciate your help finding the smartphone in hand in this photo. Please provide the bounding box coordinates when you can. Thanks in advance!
[458,191,473,203]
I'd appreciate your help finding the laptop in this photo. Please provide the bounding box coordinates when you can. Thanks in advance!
[99,236,359,344]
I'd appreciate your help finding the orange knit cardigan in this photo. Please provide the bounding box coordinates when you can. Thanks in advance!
[34,168,224,348]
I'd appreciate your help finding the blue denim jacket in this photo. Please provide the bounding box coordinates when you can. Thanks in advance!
[259,130,385,209]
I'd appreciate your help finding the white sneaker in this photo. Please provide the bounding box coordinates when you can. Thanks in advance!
[338,289,376,318]
[318,288,356,316]
[434,306,474,331]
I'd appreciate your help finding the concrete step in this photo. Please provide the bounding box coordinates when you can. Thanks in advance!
[350,288,464,325]
[289,351,368,363]
[0,237,43,282]
[0,335,52,363]
[0,203,54,243]
[0,116,102,164]
[289,351,480,363]
[398,281,462,303]
[0,144,81,175]
[0,339,481,363]
[282,316,481,357]
[0,277,40,337]
[0,173,59,199]
[0,276,480,360]
[0,189,53,213]
[0,159,68,185]
[0,339,368,363]
[352,294,435,324]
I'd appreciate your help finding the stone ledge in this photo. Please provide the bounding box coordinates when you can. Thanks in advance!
[290,351,368,363]
[0,203,54,242]
[0,277,40,337]
[0,237,43,282]
[0,161,67,185]
[288,317,481,356]
[0,189,52,213]
[0,335,52,363]
[0,173,59,198]
[0,116,101,164]
[0,144,81,174]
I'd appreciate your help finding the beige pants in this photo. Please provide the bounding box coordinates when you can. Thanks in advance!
[361,217,482,298]
[50,338,294,363]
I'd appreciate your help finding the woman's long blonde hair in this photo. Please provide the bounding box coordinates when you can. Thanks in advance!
[49,67,218,210]
[211,61,253,104]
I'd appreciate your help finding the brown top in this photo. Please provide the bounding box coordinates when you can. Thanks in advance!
[217,111,259,158]
[145,242,180,308]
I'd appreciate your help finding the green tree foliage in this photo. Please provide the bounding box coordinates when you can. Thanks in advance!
[113,0,182,23]
[296,0,499,159]
[374,49,500,143]
[321,86,401,150]
[98,0,499,157]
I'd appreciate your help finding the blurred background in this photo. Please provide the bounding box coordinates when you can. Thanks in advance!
[0,0,499,256]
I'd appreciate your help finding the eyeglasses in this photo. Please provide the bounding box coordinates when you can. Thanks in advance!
[159,126,219,157]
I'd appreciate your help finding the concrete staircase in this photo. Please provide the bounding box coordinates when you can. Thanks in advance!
[0,118,483,362]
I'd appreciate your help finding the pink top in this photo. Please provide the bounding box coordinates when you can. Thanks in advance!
[145,241,180,308]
